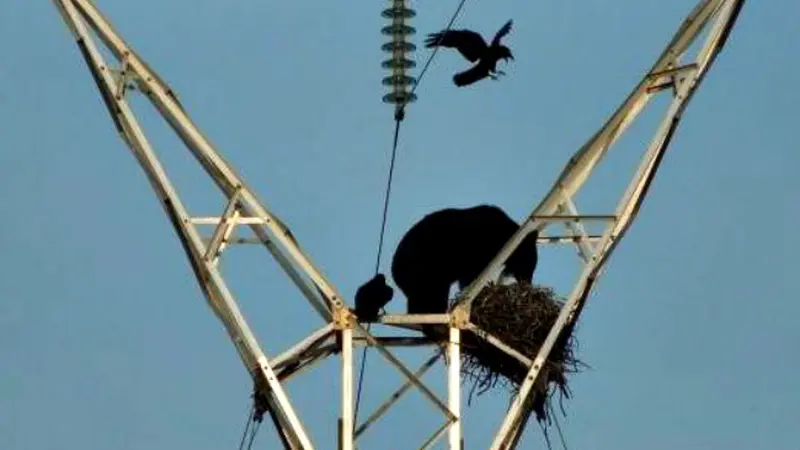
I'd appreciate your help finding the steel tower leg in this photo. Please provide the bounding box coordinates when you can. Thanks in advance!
[447,1,746,447]
[51,0,339,447]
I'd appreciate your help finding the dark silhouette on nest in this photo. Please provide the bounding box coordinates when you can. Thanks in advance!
[424,19,515,87]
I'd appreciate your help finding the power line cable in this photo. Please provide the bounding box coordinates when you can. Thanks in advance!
[238,406,255,450]
[352,0,472,433]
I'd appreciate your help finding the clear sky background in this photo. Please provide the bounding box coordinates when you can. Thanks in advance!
[1,1,798,449]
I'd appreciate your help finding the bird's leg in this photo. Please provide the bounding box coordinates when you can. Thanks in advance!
[489,66,507,79]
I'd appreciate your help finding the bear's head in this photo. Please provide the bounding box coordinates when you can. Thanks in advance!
[502,228,539,284]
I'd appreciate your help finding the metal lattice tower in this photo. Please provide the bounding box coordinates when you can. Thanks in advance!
[51,0,745,448]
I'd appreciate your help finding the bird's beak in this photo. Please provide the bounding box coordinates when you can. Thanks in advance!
[508,53,515,61]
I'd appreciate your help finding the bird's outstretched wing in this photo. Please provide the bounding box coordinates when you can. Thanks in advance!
[452,63,490,87]
[490,19,513,46]
[424,29,487,62]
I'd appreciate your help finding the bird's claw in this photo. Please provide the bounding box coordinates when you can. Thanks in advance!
[489,71,506,81]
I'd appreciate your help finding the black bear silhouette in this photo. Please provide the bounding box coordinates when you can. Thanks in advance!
[391,204,539,316]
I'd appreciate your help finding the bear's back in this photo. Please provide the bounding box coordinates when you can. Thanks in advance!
[391,205,519,276]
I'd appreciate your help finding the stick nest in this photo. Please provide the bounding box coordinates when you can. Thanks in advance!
[449,281,585,424]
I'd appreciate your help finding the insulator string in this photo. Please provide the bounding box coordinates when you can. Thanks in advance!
[381,0,418,119]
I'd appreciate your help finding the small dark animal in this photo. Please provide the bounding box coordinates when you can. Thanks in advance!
[424,19,515,87]
[391,204,539,317]
[354,273,394,321]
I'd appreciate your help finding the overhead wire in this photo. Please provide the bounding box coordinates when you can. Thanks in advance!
[237,406,255,450]
[352,0,472,434]
[373,120,403,275]
[245,420,262,450]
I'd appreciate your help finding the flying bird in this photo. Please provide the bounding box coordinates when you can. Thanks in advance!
[424,19,515,87]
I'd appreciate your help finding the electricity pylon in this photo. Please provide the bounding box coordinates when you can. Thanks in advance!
[52,0,745,448]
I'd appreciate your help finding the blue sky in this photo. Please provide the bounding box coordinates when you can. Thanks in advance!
[1,0,798,449]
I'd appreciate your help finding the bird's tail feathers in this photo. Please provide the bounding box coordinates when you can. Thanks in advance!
[453,64,488,87]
